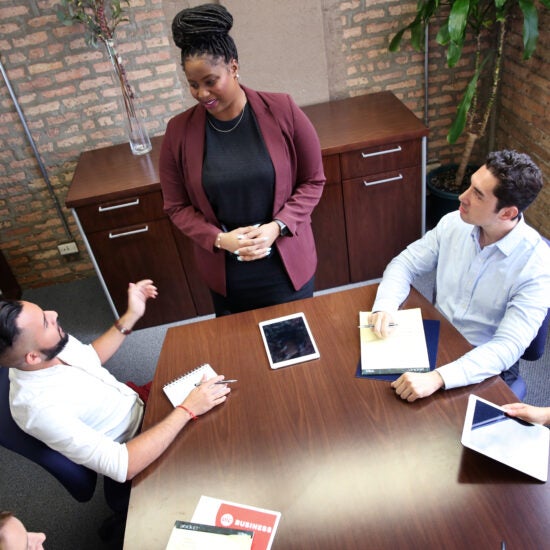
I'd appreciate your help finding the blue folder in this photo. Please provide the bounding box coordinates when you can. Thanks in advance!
[355,319,440,382]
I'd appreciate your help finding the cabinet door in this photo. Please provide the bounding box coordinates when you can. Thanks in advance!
[312,155,350,290]
[171,228,215,316]
[86,219,197,329]
[343,165,422,282]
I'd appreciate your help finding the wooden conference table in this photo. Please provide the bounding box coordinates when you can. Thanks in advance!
[123,285,550,549]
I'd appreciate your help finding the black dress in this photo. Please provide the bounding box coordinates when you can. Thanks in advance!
[202,103,314,316]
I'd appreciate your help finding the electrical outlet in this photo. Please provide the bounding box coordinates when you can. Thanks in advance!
[57,242,78,255]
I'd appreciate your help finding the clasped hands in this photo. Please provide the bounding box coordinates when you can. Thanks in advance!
[368,311,444,403]
[218,222,280,262]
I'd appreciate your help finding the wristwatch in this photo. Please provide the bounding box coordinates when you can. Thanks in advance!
[274,219,290,237]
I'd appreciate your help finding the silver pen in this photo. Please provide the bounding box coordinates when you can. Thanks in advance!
[195,379,238,387]
[358,323,398,328]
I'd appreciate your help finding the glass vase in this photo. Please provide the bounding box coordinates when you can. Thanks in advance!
[103,39,152,156]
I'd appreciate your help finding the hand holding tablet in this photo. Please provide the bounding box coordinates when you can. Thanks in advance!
[461,394,549,482]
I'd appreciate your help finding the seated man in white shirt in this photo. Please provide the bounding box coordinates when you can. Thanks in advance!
[370,150,550,402]
[0,279,230,483]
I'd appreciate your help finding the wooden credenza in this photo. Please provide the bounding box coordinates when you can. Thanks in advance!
[302,92,428,286]
[65,135,213,330]
[66,92,427,328]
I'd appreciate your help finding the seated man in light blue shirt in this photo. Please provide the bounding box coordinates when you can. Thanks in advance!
[370,150,550,402]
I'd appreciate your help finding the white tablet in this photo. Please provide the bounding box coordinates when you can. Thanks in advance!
[259,312,320,369]
[461,394,549,482]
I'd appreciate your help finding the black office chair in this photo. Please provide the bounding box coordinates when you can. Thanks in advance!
[0,367,130,513]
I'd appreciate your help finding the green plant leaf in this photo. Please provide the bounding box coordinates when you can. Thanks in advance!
[448,79,475,144]
[436,21,450,46]
[448,0,470,43]
[389,28,407,52]
[388,1,443,52]
[447,55,489,144]
[389,16,425,52]
[518,0,539,59]
[419,0,441,21]
[447,40,463,67]
[410,21,425,50]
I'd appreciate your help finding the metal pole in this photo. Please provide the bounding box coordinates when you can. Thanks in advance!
[424,22,429,127]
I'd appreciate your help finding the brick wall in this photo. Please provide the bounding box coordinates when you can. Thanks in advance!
[0,0,186,288]
[337,1,426,115]
[338,0,549,236]
[339,0,494,166]
[497,7,550,236]
[0,0,548,291]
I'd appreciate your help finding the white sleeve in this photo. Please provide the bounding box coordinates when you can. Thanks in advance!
[438,277,550,389]
[15,403,129,483]
[372,222,442,313]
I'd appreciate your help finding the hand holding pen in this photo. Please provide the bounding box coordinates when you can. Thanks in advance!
[366,311,397,339]
[181,375,231,417]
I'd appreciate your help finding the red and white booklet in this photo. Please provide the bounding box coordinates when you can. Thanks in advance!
[191,496,281,550]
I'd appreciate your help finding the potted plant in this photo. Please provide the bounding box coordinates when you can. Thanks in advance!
[389,0,549,222]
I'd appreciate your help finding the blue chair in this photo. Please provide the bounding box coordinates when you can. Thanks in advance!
[510,237,550,400]
[510,307,550,400]
[0,367,129,511]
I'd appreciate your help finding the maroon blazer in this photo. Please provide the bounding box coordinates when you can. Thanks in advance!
[159,86,326,295]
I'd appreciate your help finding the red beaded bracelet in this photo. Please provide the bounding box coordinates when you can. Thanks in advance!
[177,404,197,420]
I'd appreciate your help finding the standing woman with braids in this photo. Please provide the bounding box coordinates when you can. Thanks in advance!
[160,4,325,316]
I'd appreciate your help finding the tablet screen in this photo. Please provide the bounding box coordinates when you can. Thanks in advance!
[259,312,320,369]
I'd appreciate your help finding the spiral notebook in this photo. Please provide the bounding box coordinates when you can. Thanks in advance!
[162,363,217,407]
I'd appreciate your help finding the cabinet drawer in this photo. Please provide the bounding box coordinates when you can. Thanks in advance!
[340,139,421,180]
[75,191,165,233]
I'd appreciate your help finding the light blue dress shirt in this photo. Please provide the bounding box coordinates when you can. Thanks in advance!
[372,211,550,389]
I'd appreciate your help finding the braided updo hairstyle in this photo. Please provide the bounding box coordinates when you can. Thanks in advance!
[172,4,238,66]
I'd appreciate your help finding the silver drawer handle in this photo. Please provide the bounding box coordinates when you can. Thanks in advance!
[109,225,149,239]
[361,145,402,158]
[363,174,403,187]
[98,198,140,212]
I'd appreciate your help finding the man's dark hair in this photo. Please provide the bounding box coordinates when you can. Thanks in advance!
[486,150,543,214]
[172,3,239,66]
[0,300,22,366]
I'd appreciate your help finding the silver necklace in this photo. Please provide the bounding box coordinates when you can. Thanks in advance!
[207,105,246,133]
